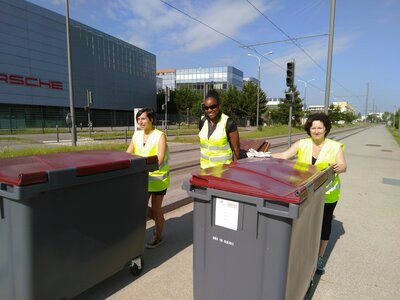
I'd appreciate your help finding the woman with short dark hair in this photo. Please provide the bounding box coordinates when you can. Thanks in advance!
[271,113,347,275]
[127,107,170,248]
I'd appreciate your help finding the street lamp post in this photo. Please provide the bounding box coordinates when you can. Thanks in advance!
[65,0,77,146]
[393,105,396,128]
[297,79,315,109]
[320,90,334,112]
[248,51,273,129]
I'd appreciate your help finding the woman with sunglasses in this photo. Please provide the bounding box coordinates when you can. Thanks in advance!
[198,89,240,169]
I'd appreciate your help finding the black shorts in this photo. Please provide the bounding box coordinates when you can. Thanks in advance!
[321,202,337,240]
[149,189,167,196]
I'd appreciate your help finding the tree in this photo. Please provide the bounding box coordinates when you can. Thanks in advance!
[241,81,267,125]
[219,85,242,120]
[275,85,304,126]
[157,89,177,115]
[174,86,202,117]
[328,104,341,124]
[342,111,357,124]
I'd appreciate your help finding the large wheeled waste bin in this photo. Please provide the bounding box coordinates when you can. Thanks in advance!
[0,150,157,300]
[185,157,332,300]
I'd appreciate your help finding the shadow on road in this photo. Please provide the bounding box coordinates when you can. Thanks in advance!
[73,211,193,300]
[304,218,345,299]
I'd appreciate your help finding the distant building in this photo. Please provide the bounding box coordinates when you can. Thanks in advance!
[156,69,176,91]
[308,105,326,113]
[243,77,259,86]
[156,66,244,93]
[266,98,282,110]
[332,101,356,114]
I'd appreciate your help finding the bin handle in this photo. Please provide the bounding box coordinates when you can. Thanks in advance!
[182,180,211,201]
[256,201,299,219]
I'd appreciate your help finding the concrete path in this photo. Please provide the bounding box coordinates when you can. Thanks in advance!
[308,125,400,300]
[72,125,400,300]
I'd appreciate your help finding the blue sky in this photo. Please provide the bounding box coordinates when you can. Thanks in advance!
[29,0,400,114]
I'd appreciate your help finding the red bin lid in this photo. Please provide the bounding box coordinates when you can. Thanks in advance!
[0,150,143,186]
[190,158,328,204]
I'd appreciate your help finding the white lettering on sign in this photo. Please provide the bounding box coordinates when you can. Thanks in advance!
[215,197,239,231]
[212,235,235,246]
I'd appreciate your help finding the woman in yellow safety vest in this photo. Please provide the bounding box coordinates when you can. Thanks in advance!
[199,89,240,169]
[127,108,170,249]
[271,113,347,275]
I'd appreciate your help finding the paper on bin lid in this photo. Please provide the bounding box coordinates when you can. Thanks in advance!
[190,158,330,204]
[246,148,271,158]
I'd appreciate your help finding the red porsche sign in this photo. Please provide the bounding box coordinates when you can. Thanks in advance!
[0,73,63,90]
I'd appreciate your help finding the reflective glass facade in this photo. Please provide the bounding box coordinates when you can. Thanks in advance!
[0,0,156,128]
[156,66,244,92]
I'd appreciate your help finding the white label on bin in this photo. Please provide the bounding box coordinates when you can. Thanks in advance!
[215,198,239,231]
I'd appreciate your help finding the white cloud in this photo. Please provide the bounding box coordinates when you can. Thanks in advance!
[106,0,270,53]
[266,32,359,78]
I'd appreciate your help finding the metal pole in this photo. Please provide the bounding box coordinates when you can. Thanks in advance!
[165,87,169,136]
[86,90,91,128]
[256,58,260,129]
[65,0,77,146]
[187,107,189,128]
[288,100,293,147]
[324,0,336,114]
[393,106,396,128]
[365,82,369,122]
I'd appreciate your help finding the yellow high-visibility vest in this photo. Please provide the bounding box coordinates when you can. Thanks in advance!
[132,129,170,192]
[298,138,344,203]
[199,113,233,169]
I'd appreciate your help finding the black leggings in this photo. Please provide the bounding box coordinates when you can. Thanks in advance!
[321,202,337,240]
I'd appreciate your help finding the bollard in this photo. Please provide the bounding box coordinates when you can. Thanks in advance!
[125,128,128,144]
[56,125,59,142]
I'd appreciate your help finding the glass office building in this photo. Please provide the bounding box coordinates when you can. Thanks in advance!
[156,66,244,93]
[0,0,156,129]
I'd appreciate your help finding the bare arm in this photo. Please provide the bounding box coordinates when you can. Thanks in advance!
[157,133,167,166]
[229,130,240,161]
[271,140,300,160]
[332,147,347,174]
[126,135,135,154]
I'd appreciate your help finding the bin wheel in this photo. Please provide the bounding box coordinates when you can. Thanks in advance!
[306,280,314,294]
[129,257,144,276]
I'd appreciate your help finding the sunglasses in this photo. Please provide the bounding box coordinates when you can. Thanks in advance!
[203,104,219,111]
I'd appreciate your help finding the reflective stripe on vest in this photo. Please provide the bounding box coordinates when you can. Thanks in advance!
[298,138,344,203]
[200,143,231,151]
[200,153,233,162]
[198,113,233,169]
[131,128,170,192]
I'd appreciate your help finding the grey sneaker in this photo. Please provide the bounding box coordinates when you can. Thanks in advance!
[316,256,325,275]
[146,236,163,249]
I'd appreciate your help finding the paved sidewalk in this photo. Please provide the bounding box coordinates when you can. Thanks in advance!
[67,125,400,299]
[308,125,400,299]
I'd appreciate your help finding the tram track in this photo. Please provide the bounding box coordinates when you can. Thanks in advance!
[168,126,369,174]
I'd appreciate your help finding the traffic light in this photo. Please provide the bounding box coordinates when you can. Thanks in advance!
[286,62,295,87]
[285,92,294,103]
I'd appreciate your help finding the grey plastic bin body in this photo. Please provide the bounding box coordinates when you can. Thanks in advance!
[186,158,332,300]
[0,150,157,300]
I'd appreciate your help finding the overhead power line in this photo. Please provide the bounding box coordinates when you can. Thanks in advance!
[158,0,245,47]
[245,0,361,101]
[240,33,328,48]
